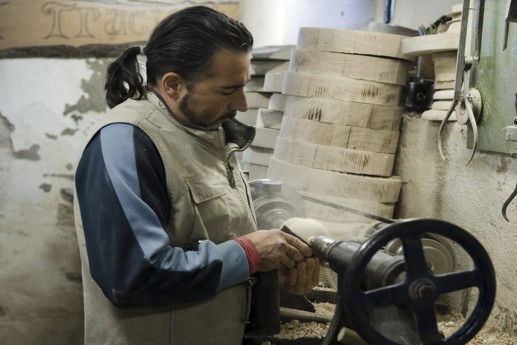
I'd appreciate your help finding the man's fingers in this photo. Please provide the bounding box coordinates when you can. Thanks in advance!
[283,233,313,258]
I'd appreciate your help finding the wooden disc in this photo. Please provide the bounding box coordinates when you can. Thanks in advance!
[267,157,401,202]
[297,190,395,223]
[257,108,283,129]
[252,127,280,149]
[245,91,271,108]
[263,61,289,92]
[282,72,403,106]
[280,116,400,154]
[268,93,289,112]
[402,32,459,56]
[431,101,456,111]
[236,108,259,126]
[297,27,412,61]
[421,109,457,121]
[242,145,273,166]
[273,136,395,177]
[284,96,402,130]
[289,49,410,85]
[433,89,454,100]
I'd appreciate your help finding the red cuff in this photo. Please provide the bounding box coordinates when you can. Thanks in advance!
[234,237,261,275]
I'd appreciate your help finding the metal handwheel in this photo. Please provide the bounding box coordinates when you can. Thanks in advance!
[342,218,496,345]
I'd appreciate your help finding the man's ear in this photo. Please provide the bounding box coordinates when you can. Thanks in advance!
[161,72,186,99]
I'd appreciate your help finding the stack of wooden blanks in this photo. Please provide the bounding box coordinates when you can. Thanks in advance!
[266,27,412,237]
[402,3,461,122]
[238,45,294,180]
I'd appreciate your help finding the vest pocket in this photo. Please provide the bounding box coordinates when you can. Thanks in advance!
[185,176,226,203]
[184,176,231,243]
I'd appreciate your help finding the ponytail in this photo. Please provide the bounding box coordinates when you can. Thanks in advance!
[105,46,145,109]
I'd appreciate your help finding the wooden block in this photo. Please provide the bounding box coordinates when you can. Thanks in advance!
[273,137,395,177]
[435,80,456,90]
[263,62,289,92]
[432,101,456,111]
[297,190,395,223]
[244,77,265,92]
[433,89,454,100]
[284,96,402,131]
[297,27,412,61]
[282,72,403,107]
[421,109,457,122]
[250,60,287,76]
[252,45,295,60]
[402,32,459,56]
[289,49,410,85]
[257,108,284,129]
[280,116,400,154]
[245,92,271,108]
[236,108,259,126]
[242,146,274,166]
[268,93,289,112]
[253,127,280,149]
[267,157,402,202]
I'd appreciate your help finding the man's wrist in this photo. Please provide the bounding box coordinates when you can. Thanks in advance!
[234,236,261,275]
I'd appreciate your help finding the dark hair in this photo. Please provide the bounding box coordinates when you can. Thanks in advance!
[105,6,254,109]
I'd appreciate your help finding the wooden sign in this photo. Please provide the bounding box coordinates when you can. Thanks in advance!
[0,0,238,50]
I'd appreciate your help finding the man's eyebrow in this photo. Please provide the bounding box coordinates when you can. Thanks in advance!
[221,78,251,89]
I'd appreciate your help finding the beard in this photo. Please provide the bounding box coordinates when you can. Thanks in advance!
[179,92,236,128]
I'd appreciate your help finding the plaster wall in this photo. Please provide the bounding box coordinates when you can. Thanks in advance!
[395,114,517,334]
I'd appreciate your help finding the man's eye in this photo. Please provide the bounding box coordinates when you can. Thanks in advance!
[221,90,236,96]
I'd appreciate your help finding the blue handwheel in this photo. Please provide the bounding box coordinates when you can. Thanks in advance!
[342,218,496,345]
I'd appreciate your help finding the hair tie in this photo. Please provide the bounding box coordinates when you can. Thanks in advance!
[139,45,145,55]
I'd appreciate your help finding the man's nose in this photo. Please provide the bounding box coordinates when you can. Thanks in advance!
[230,88,248,112]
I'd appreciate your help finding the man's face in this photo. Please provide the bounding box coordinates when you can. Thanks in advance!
[175,49,251,128]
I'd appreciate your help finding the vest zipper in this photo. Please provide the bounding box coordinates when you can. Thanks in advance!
[226,159,236,189]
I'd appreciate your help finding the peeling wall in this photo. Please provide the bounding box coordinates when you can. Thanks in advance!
[0,58,108,345]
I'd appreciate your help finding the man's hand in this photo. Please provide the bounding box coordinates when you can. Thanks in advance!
[278,256,320,295]
[242,229,312,272]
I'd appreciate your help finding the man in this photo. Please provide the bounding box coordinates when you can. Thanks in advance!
[74,6,319,345]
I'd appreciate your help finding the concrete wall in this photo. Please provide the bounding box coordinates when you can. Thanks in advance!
[1,0,516,344]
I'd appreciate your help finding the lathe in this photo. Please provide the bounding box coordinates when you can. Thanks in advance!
[244,179,496,345]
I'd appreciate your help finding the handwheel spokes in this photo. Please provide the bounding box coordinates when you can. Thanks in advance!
[363,283,409,309]
[401,234,430,278]
[412,302,443,343]
[434,269,481,294]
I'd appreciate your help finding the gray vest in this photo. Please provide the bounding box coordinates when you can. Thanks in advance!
[74,91,258,345]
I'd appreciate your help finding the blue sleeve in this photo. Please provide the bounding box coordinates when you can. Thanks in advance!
[75,123,250,307]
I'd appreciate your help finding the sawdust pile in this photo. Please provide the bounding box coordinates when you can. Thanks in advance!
[437,312,517,345]
[265,303,517,344]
